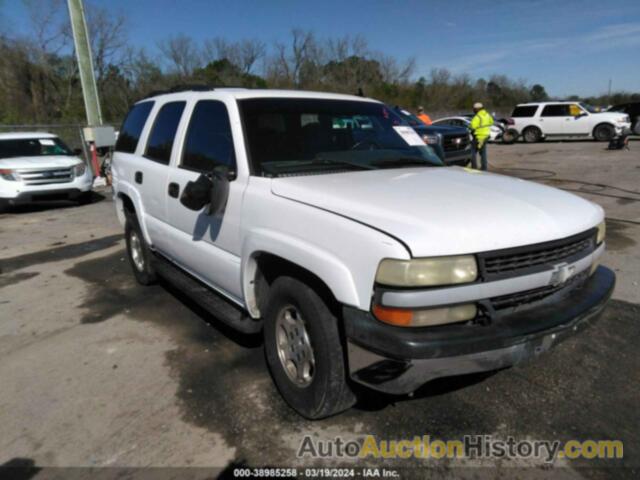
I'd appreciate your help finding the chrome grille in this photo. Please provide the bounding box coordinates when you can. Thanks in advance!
[18,168,74,185]
[480,231,595,278]
[491,271,588,311]
[442,134,470,152]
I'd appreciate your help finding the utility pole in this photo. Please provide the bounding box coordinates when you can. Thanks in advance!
[67,0,102,126]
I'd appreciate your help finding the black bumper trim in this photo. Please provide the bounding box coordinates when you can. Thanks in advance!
[344,266,614,394]
[344,266,615,361]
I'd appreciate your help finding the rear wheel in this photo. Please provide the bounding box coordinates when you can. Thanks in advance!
[501,129,518,144]
[263,276,356,419]
[125,214,157,285]
[0,199,8,213]
[593,124,615,142]
[522,126,542,143]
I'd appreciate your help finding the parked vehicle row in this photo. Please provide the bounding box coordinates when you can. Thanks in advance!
[431,115,518,144]
[112,87,614,419]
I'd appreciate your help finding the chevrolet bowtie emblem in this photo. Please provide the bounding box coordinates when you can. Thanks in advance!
[549,262,576,286]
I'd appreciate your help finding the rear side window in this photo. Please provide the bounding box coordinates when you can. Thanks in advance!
[181,100,236,172]
[541,104,569,117]
[511,106,538,117]
[145,101,186,164]
[115,102,154,153]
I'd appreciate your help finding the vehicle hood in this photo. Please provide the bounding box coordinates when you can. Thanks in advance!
[0,155,82,170]
[593,111,629,122]
[271,167,603,257]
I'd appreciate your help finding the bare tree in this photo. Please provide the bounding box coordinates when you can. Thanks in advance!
[203,38,265,74]
[158,34,202,77]
[86,7,127,82]
[238,39,266,74]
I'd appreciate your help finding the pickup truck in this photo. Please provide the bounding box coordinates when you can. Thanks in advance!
[392,107,473,166]
[112,87,615,419]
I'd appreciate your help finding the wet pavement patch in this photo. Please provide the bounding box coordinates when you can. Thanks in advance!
[0,271,39,289]
[63,248,640,473]
[166,298,639,472]
[0,235,122,275]
[605,219,636,252]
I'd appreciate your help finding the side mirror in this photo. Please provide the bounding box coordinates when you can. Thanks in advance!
[73,148,83,156]
[179,166,233,215]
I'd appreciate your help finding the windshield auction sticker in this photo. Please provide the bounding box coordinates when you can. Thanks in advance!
[392,126,426,146]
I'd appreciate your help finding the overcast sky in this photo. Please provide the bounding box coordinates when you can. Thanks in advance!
[3,0,640,97]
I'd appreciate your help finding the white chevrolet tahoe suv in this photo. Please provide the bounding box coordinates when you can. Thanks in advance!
[112,88,614,419]
[511,102,631,143]
[0,132,93,211]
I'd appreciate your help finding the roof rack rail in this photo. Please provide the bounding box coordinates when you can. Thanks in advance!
[139,84,250,100]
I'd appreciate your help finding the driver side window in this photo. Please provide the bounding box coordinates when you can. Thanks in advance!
[569,104,583,116]
[181,100,236,173]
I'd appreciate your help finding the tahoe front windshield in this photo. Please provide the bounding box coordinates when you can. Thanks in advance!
[0,137,74,159]
[239,98,442,176]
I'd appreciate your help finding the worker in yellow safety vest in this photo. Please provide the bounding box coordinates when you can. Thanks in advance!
[469,102,494,170]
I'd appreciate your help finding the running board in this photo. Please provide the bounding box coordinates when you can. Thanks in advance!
[152,254,262,334]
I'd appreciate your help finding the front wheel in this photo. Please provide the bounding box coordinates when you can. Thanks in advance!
[125,215,157,285]
[593,124,615,142]
[501,129,518,144]
[263,276,356,419]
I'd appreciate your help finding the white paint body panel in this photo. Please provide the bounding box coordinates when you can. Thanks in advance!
[270,167,604,257]
[512,102,631,137]
[112,89,605,317]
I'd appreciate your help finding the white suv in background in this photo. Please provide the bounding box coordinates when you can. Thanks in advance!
[0,132,93,211]
[511,102,631,143]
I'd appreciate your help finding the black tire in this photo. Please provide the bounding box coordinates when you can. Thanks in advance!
[77,191,93,205]
[264,276,356,419]
[124,214,157,285]
[593,124,615,142]
[522,126,542,143]
[501,129,518,144]
[0,199,8,213]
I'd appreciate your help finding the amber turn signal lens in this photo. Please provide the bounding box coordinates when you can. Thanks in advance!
[372,304,413,326]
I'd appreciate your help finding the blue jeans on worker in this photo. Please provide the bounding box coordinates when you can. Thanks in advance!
[472,138,488,171]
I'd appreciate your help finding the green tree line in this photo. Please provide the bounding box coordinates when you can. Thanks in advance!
[1,0,638,126]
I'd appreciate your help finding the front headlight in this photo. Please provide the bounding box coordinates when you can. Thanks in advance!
[596,220,606,244]
[422,134,439,145]
[73,163,87,177]
[0,169,19,181]
[376,255,478,287]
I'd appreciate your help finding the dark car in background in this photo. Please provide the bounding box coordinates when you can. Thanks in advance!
[392,107,473,166]
[608,102,640,135]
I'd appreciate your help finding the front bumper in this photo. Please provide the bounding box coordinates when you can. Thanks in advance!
[344,266,615,394]
[443,149,473,166]
[0,172,93,204]
[2,188,89,205]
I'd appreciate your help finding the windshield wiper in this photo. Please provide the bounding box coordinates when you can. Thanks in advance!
[372,157,437,168]
[312,155,377,170]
